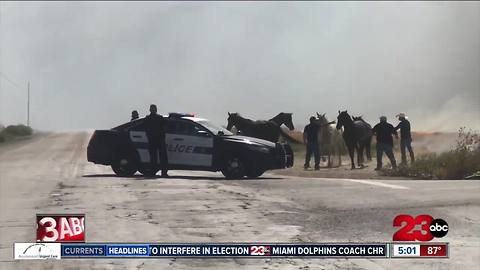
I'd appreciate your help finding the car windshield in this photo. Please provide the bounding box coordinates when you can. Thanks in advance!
[198,120,233,136]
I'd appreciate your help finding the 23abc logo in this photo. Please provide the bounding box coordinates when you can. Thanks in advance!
[393,214,448,241]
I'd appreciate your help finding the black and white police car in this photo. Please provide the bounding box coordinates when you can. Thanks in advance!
[87,113,294,178]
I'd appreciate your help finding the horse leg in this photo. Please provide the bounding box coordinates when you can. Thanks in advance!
[356,144,361,167]
[348,144,355,169]
[358,144,365,168]
[327,145,332,168]
[366,137,372,161]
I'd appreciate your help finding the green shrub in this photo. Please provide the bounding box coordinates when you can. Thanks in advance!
[389,128,480,179]
[3,125,33,136]
[0,124,33,143]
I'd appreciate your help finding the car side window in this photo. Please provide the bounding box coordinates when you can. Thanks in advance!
[166,120,178,134]
[191,125,211,137]
[128,120,145,131]
[167,120,211,137]
[167,120,189,135]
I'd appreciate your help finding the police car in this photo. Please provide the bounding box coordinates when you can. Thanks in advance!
[87,113,294,178]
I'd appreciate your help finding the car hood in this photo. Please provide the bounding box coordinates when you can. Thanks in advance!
[221,135,276,148]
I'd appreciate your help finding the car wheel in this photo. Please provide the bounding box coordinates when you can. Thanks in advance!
[246,167,265,178]
[111,155,137,177]
[221,157,245,179]
[138,165,159,177]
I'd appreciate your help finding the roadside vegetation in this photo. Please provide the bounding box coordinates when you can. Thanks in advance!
[389,128,480,179]
[0,124,33,143]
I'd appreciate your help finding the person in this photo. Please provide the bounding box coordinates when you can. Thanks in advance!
[395,113,415,165]
[372,116,397,170]
[131,110,139,121]
[303,116,320,170]
[144,104,168,177]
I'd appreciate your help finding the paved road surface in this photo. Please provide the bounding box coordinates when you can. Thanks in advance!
[1,132,479,269]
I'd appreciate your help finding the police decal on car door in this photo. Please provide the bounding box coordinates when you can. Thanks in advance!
[166,120,213,167]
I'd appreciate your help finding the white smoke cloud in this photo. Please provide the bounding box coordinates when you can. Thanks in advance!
[409,96,480,132]
[0,2,479,132]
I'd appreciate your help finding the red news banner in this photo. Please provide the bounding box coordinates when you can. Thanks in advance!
[36,214,85,242]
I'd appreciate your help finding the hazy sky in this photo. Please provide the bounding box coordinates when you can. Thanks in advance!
[1,2,479,131]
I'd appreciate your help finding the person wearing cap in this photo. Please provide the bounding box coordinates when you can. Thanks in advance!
[131,110,139,121]
[145,104,168,177]
[372,116,397,170]
[395,113,414,165]
[303,116,320,170]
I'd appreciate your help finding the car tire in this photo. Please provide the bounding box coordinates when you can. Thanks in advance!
[111,154,137,177]
[221,157,245,179]
[138,165,159,177]
[246,167,265,178]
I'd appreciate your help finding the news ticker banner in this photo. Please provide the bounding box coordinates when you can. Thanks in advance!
[14,243,449,260]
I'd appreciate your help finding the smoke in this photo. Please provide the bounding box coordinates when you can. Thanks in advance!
[0,2,479,132]
[408,96,480,132]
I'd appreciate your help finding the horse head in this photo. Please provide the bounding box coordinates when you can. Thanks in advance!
[270,112,295,130]
[316,112,328,124]
[336,110,351,130]
[282,113,295,130]
[226,112,239,131]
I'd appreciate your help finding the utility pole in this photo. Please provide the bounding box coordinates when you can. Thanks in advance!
[27,81,30,127]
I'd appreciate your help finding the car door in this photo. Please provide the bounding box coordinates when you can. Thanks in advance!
[166,120,214,167]
[127,120,154,164]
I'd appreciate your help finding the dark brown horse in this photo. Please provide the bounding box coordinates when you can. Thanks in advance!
[352,115,373,161]
[226,112,295,143]
[336,110,373,169]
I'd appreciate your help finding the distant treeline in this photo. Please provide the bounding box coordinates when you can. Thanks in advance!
[0,124,33,143]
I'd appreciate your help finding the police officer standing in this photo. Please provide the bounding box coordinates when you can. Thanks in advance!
[373,116,397,170]
[145,104,168,177]
[395,113,415,165]
[303,116,320,170]
[131,110,139,121]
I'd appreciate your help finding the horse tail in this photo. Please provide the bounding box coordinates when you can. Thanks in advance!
[279,128,301,144]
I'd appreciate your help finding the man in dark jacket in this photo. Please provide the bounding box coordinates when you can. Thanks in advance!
[145,104,168,177]
[395,113,415,165]
[131,110,139,121]
[303,116,320,170]
[373,116,397,170]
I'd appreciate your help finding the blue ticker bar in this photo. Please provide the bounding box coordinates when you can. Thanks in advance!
[60,243,388,258]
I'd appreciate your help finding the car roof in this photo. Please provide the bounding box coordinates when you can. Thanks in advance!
[182,116,208,122]
[113,115,208,131]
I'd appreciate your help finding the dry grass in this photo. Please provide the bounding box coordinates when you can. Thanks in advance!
[387,128,480,179]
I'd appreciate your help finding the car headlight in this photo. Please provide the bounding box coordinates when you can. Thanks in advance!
[248,145,270,154]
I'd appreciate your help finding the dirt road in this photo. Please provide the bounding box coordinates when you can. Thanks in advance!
[1,132,479,269]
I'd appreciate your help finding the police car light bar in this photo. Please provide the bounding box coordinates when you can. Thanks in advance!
[168,113,195,118]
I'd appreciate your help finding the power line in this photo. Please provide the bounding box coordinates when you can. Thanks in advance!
[0,71,24,89]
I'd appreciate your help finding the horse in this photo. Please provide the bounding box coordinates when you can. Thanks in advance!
[226,112,296,143]
[352,115,373,161]
[336,110,373,169]
[314,113,337,167]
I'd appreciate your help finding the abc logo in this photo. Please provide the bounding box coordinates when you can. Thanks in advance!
[393,215,449,241]
[429,219,449,238]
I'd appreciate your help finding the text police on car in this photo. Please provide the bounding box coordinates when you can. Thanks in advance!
[87,113,294,178]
